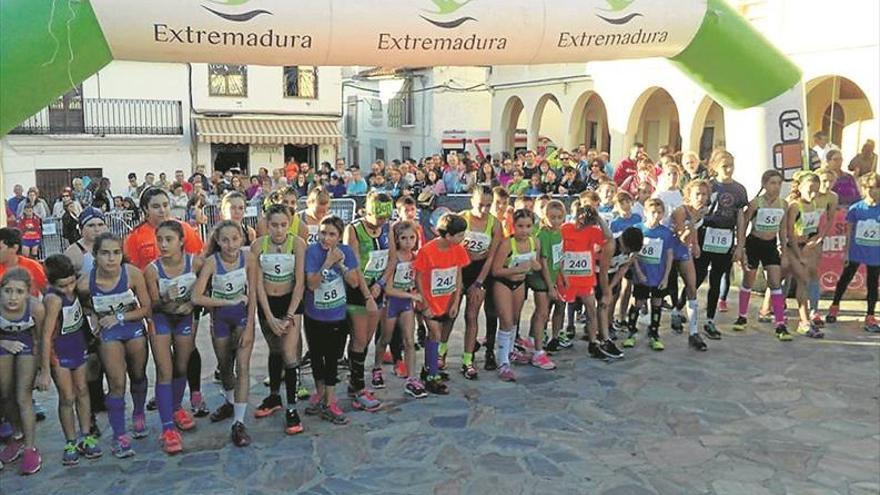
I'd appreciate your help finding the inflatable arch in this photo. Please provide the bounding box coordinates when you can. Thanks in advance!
[0,0,809,183]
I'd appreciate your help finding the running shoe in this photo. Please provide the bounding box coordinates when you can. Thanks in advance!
[825,305,840,323]
[131,413,148,439]
[797,322,824,338]
[190,392,210,418]
[509,349,531,365]
[404,378,428,399]
[393,360,408,378]
[757,311,774,323]
[588,341,611,359]
[438,352,447,371]
[703,321,722,340]
[146,397,157,411]
[775,324,793,341]
[424,377,449,395]
[254,394,283,418]
[564,325,576,341]
[301,351,311,368]
[231,421,251,447]
[77,435,102,459]
[497,365,516,382]
[161,429,183,455]
[461,363,479,380]
[670,312,684,334]
[0,440,22,463]
[601,340,624,359]
[297,385,311,401]
[608,325,618,341]
[62,441,79,466]
[544,338,560,352]
[337,356,350,369]
[530,351,556,370]
[19,447,41,475]
[419,366,450,383]
[371,368,386,389]
[484,349,498,371]
[304,394,322,416]
[718,299,729,312]
[542,331,551,348]
[810,311,825,328]
[33,400,46,422]
[612,319,627,333]
[351,390,382,412]
[382,351,394,365]
[112,435,135,459]
[688,334,708,351]
[173,408,195,431]
[320,402,350,425]
[558,333,574,349]
[285,408,304,435]
[732,316,748,332]
[865,315,880,333]
[89,414,102,438]
[210,402,234,423]
[649,332,665,351]
[515,337,536,353]
[622,333,637,348]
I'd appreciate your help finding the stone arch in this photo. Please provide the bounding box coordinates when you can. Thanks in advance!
[625,87,681,159]
[806,75,874,157]
[690,96,726,160]
[568,91,610,153]
[530,93,564,152]
[499,95,527,154]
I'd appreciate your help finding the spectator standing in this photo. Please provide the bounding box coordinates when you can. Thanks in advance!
[91,178,113,212]
[123,173,140,199]
[51,188,81,218]
[427,169,447,195]
[811,131,838,168]
[17,187,50,219]
[849,139,877,177]
[559,166,586,195]
[507,170,528,195]
[824,150,861,207]
[71,178,93,209]
[16,203,43,258]
[8,184,25,218]
[614,143,645,186]
[169,183,189,220]
[681,151,709,184]
[174,170,194,194]
[61,200,82,246]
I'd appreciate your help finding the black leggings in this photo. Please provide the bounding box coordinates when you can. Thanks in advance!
[304,315,347,386]
[694,250,734,320]
[832,262,879,316]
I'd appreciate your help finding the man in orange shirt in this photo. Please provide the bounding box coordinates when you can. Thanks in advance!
[284,159,299,182]
[0,228,47,295]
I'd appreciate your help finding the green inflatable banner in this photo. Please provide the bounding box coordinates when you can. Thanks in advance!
[1,0,801,136]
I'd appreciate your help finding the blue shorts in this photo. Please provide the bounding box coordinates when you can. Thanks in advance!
[153,312,194,337]
[0,331,34,356]
[212,303,247,339]
[673,238,691,262]
[21,238,40,249]
[101,322,146,343]
[387,297,413,319]
[55,332,88,369]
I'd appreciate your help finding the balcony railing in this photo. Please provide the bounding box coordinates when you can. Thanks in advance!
[10,98,184,136]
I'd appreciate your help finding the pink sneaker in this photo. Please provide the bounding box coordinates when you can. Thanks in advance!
[718,300,729,313]
[530,351,556,370]
[509,349,531,365]
[19,447,42,475]
[131,413,148,439]
[0,439,23,463]
[498,365,516,382]
[515,337,536,353]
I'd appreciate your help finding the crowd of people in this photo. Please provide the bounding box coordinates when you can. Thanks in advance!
[0,134,877,476]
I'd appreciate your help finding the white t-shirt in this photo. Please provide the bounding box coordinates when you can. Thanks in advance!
[654,189,683,228]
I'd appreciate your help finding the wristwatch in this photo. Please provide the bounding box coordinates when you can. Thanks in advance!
[115,312,125,325]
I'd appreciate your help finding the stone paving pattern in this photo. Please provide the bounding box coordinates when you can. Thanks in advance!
[1,297,878,494]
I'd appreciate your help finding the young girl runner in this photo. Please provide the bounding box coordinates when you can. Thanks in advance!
[298,187,331,245]
[653,164,685,328]
[374,221,427,397]
[343,192,393,412]
[192,221,258,446]
[598,227,645,353]
[78,232,151,458]
[251,205,306,435]
[39,255,102,466]
[493,209,546,378]
[143,221,204,454]
[528,200,565,356]
[810,168,840,327]
[220,191,257,249]
[0,270,46,475]
[826,172,880,332]
[413,214,470,394]
[735,170,792,341]
[785,172,826,338]
[303,216,360,424]
[670,180,711,350]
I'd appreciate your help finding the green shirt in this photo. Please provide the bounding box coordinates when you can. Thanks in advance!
[508,179,529,195]
[536,227,563,280]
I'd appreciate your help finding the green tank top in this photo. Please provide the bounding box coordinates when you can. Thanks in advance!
[462,212,496,256]
[753,196,785,234]
[507,236,537,269]
[259,235,296,284]
[794,201,822,237]
[353,220,390,281]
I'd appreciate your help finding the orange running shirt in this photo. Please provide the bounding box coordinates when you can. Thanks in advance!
[558,223,605,290]
[124,220,204,270]
[0,256,48,295]
[412,238,470,316]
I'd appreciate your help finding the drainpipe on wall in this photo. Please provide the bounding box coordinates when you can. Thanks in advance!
[187,63,199,172]
[416,73,427,157]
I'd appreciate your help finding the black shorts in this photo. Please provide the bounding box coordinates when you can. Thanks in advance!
[745,234,782,270]
[633,284,666,300]
[462,259,487,290]
[345,283,385,308]
[594,280,622,302]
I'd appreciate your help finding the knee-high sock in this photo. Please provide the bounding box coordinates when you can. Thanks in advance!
[497,328,514,367]
[738,287,751,318]
[348,350,367,391]
[268,353,283,395]
[687,299,699,336]
[626,305,640,333]
[808,280,820,313]
[649,304,662,333]
[172,377,187,410]
[771,289,786,326]
[284,363,300,406]
[88,376,106,412]
[155,383,174,432]
[187,347,202,393]
[105,395,126,439]
[131,379,148,417]
[425,340,439,378]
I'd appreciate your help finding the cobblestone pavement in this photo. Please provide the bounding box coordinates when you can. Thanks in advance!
[1,297,878,495]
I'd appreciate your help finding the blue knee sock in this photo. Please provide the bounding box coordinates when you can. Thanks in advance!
[131,379,148,416]
[426,340,439,378]
[808,280,820,313]
[156,383,174,432]
[106,395,126,439]
[172,377,187,410]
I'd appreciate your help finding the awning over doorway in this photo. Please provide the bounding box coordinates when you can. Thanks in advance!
[195,117,341,145]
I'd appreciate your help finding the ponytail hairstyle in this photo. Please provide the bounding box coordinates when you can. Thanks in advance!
[306,187,331,208]
[156,219,186,255]
[206,220,242,256]
[575,203,599,227]
[753,170,784,203]
[793,171,820,202]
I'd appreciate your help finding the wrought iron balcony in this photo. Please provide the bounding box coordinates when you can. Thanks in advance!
[10,98,184,136]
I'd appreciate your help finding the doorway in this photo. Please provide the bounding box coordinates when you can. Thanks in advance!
[284,144,317,167]
[212,143,249,174]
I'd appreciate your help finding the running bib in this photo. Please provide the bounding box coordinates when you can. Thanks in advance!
[307,225,319,244]
[0,316,35,334]
[92,289,138,315]
[702,227,733,254]
[260,253,295,284]
[315,276,345,309]
[60,300,84,335]
[463,230,491,255]
[392,261,415,291]
[212,268,247,300]
[551,243,563,268]
[509,251,536,269]
[563,251,593,276]
[755,208,784,233]
[639,237,663,265]
[430,267,457,296]
[364,249,389,280]
[801,211,821,236]
[159,272,197,302]
[855,219,880,247]
[609,253,631,274]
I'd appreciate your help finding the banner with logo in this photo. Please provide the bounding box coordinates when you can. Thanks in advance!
[819,207,867,295]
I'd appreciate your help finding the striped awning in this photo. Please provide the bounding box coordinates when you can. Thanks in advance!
[195,117,341,145]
